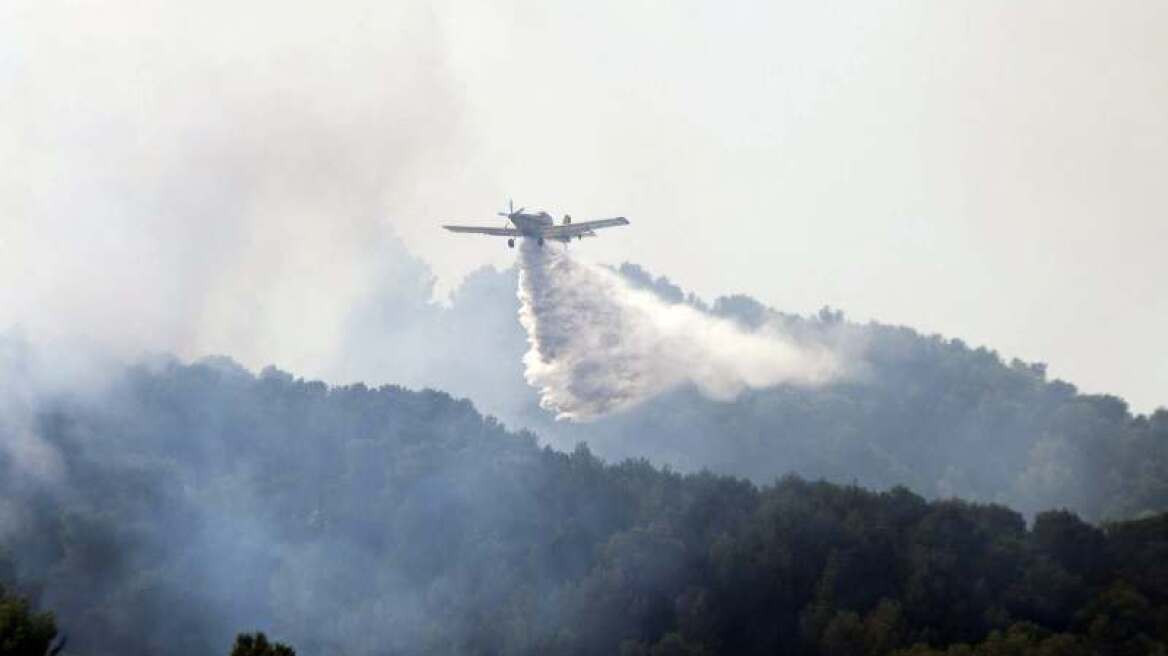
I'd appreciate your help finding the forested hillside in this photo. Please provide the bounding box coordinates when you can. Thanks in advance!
[335,257,1168,521]
[1,355,1166,654]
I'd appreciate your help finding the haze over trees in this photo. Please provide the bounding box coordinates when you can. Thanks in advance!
[0,350,1166,654]
[335,253,1168,521]
[1,250,1166,654]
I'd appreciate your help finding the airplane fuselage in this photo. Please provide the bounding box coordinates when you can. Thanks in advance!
[509,211,555,236]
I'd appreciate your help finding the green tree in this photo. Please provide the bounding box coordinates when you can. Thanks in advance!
[1031,510,1107,581]
[0,586,60,656]
[820,610,865,656]
[863,599,909,655]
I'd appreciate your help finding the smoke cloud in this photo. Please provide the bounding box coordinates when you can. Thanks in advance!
[517,242,843,420]
[0,0,486,381]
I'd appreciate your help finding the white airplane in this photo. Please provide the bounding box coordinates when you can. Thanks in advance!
[444,200,629,248]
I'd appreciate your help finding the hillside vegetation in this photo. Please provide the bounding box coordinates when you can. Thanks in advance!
[1,356,1166,654]
[341,258,1168,520]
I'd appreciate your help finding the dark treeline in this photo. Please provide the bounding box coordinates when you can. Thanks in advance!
[1,355,1166,654]
[231,633,296,656]
[341,254,1168,520]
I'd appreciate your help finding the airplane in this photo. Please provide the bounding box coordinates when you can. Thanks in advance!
[443,200,629,248]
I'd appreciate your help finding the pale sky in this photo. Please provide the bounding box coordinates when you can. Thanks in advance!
[2,1,1165,411]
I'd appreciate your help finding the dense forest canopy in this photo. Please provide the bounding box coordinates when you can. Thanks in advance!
[334,255,1168,521]
[1,352,1166,654]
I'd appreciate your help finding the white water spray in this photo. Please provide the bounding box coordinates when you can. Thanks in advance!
[516,242,843,420]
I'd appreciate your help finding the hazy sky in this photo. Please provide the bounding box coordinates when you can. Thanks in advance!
[2,1,1165,411]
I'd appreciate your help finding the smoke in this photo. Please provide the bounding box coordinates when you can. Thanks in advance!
[0,0,485,381]
[517,241,843,420]
[0,334,120,491]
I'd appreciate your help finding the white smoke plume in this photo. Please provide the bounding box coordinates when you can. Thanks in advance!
[517,242,844,420]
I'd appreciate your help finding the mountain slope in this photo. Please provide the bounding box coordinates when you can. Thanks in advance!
[1,354,1166,654]
[340,260,1168,520]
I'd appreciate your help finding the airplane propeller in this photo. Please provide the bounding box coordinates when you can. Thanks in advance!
[497,198,524,228]
[497,199,524,217]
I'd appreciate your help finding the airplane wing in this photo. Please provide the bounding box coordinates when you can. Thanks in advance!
[443,225,522,236]
[543,217,629,239]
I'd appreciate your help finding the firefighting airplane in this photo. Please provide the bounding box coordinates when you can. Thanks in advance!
[443,200,630,248]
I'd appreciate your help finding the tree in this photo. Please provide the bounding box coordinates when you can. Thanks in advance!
[0,586,61,656]
[1031,510,1107,581]
[230,632,296,656]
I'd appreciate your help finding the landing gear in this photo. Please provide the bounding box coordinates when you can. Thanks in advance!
[507,238,515,248]
[538,238,545,247]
